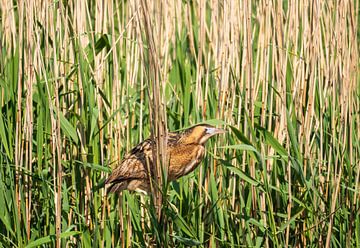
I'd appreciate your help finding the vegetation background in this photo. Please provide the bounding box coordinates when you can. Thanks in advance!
[0,0,359,247]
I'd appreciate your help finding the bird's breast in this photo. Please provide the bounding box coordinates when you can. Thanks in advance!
[168,144,205,181]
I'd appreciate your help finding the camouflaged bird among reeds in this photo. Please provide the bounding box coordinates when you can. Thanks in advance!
[105,124,226,194]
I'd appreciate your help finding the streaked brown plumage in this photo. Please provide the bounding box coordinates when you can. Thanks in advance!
[105,124,226,194]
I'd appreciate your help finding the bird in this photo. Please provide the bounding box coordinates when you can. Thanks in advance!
[105,124,226,194]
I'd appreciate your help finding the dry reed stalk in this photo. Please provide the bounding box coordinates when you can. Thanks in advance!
[1,0,16,49]
[139,0,168,223]
[195,0,205,109]
[14,0,24,229]
[41,2,63,245]
[23,0,34,241]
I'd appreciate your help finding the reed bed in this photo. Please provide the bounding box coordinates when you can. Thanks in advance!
[0,0,359,247]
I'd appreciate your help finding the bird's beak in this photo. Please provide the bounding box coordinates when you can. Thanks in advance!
[205,127,227,136]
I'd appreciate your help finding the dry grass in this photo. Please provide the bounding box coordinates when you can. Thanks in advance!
[0,0,359,247]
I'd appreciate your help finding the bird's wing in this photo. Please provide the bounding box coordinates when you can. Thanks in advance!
[106,133,181,185]
[105,139,153,185]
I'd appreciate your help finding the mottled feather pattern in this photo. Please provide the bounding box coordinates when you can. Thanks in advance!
[105,124,225,193]
[105,139,153,187]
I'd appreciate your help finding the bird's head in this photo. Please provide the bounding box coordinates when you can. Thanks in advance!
[181,124,226,145]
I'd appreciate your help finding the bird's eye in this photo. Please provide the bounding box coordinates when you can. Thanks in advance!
[205,127,216,134]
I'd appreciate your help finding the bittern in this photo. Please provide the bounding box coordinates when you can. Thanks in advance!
[105,124,226,194]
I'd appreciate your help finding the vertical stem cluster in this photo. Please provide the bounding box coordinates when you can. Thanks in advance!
[140,0,168,221]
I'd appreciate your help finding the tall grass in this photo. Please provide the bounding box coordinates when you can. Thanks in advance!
[0,0,359,247]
